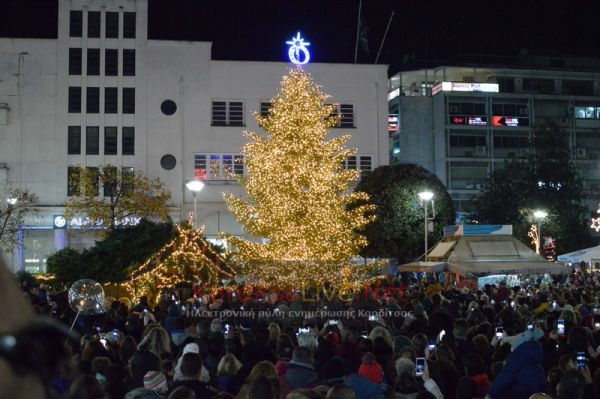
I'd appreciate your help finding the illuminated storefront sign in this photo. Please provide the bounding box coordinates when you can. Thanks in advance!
[388,114,399,131]
[450,116,488,126]
[286,32,310,65]
[388,88,400,101]
[492,116,530,127]
[53,215,141,228]
[434,82,499,94]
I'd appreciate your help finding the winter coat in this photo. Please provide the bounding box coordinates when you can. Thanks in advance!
[487,340,546,399]
[284,360,319,389]
[344,373,385,399]
[124,388,164,399]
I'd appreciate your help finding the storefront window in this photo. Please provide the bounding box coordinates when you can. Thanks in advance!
[21,229,54,273]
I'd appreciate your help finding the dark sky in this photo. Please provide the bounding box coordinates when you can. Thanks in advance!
[1,0,600,74]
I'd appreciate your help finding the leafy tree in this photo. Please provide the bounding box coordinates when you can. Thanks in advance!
[355,163,455,263]
[473,120,594,254]
[65,165,171,234]
[0,186,38,251]
[47,219,175,283]
[14,270,37,289]
[46,247,83,283]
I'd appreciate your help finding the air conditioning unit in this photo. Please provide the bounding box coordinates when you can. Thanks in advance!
[520,148,529,155]
[576,148,587,158]
[464,151,474,157]
[475,183,485,190]
[475,146,487,155]
[518,107,528,115]
[449,105,459,114]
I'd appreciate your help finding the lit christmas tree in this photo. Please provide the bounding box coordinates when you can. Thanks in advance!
[223,67,377,287]
[126,223,235,302]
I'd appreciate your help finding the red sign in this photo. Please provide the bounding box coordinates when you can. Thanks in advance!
[451,116,466,125]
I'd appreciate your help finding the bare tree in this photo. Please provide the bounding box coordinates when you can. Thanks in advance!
[0,186,38,251]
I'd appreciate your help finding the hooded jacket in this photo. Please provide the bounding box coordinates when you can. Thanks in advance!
[487,340,546,399]
[284,360,319,389]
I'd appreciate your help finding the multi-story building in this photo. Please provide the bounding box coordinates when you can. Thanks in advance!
[0,0,389,272]
[388,55,600,217]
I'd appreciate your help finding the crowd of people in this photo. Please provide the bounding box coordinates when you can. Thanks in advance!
[2,256,600,399]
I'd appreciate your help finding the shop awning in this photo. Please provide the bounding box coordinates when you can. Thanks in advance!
[397,261,447,273]
[557,245,600,264]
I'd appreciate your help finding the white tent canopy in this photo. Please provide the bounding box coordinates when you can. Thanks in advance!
[557,245,600,264]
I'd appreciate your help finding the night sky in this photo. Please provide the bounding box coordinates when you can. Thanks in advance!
[1,0,600,74]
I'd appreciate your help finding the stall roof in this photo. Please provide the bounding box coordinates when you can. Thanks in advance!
[398,234,567,276]
[557,245,600,264]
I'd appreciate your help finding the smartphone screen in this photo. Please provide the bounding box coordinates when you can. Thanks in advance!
[576,352,586,369]
[557,319,565,335]
[527,324,533,331]
[495,326,504,339]
[415,357,426,376]
[595,322,600,331]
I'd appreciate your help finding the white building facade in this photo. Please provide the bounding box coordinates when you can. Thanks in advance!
[0,0,389,272]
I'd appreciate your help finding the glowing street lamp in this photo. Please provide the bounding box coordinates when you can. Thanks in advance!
[418,191,434,261]
[186,180,205,228]
[6,198,17,205]
[533,210,548,255]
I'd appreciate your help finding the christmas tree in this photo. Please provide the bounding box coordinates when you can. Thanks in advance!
[126,223,235,302]
[224,67,377,287]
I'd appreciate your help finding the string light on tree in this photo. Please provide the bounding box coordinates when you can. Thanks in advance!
[222,67,379,287]
[125,223,235,302]
[591,203,600,232]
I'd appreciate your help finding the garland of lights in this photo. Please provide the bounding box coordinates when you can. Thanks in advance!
[528,224,539,254]
[591,203,600,232]
[222,67,379,287]
[124,224,235,302]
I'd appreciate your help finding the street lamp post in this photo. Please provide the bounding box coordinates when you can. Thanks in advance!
[533,209,548,255]
[185,180,205,228]
[418,191,434,262]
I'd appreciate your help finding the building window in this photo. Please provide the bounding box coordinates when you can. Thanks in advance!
[86,167,100,196]
[122,127,135,155]
[87,11,100,38]
[67,167,80,196]
[86,87,100,113]
[68,126,81,155]
[211,101,244,126]
[122,88,135,114]
[105,49,118,76]
[260,102,272,117]
[122,49,135,76]
[70,11,82,37]
[344,155,372,177]
[105,87,118,114]
[104,127,117,155]
[123,12,136,38]
[194,153,244,180]
[574,106,600,120]
[86,126,99,155]
[87,48,100,75]
[68,87,81,113]
[328,104,355,128]
[103,166,117,197]
[69,48,82,75]
[105,12,119,38]
[122,167,134,195]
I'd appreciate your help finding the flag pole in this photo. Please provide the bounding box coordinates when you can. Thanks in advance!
[354,0,362,63]
[375,10,395,64]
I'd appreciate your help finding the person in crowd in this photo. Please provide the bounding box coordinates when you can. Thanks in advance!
[217,353,243,393]
[283,346,320,394]
[169,353,216,398]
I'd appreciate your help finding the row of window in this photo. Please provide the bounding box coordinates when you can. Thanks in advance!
[574,106,600,120]
[69,48,135,76]
[212,101,356,128]
[68,87,135,114]
[70,11,135,39]
[449,135,529,148]
[192,153,372,180]
[68,126,134,155]
[449,102,529,116]
[67,166,134,197]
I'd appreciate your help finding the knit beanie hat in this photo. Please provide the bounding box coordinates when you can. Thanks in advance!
[144,371,167,391]
[358,352,384,384]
